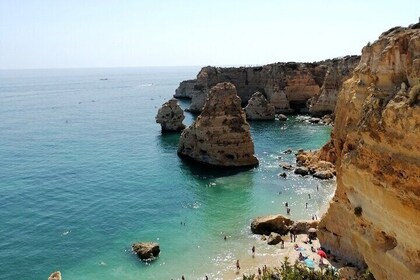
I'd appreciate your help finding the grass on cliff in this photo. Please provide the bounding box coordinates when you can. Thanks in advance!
[242,257,372,280]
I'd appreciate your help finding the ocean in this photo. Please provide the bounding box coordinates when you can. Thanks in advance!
[0,67,334,280]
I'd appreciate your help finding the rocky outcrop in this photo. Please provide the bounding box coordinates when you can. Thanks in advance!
[244,92,275,120]
[251,215,293,235]
[295,148,336,178]
[174,79,198,99]
[132,242,160,260]
[308,56,360,116]
[318,25,420,280]
[177,82,258,167]
[291,220,319,234]
[48,271,62,280]
[175,56,360,114]
[155,99,185,132]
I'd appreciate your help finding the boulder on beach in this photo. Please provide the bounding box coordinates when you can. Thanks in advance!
[132,242,160,260]
[251,214,293,235]
[267,232,283,245]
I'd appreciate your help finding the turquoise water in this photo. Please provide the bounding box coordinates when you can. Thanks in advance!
[0,68,334,280]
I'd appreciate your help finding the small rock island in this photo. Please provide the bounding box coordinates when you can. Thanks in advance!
[177,82,259,167]
[155,98,185,132]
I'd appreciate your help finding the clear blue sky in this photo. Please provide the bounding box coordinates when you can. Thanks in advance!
[0,0,419,69]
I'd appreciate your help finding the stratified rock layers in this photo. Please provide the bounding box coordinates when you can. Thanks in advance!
[175,56,359,115]
[318,25,420,280]
[177,82,258,167]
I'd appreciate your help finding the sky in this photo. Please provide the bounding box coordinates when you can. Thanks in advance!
[0,0,419,69]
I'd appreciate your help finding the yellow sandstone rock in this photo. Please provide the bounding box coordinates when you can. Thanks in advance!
[318,24,420,280]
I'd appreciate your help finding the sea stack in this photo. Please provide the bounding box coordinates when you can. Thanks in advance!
[245,92,275,120]
[177,82,258,167]
[155,99,185,132]
[318,24,420,280]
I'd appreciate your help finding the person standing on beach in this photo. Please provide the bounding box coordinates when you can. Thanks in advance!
[236,259,241,272]
[252,245,255,257]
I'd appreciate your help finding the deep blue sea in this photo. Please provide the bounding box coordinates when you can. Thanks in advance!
[0,67,334,280]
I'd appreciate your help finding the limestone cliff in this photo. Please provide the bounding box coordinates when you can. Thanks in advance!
[308,55,360,116]
[173,79,198,99]
[177,82,258,167]
[175,57,359,115]
[318,24,420,280]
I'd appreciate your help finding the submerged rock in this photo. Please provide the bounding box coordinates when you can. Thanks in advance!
[177,82,258,167]
[251,214,293,235]
[48,271,62,280]
[245,92,275,120]
[132,242,160,260]
[155,99,185,132]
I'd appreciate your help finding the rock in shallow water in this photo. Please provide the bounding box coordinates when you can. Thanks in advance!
[267,232,283,245]
[132,242,160,260]
[177,82,258,167]
[294,166,309,176]
[48,271,62,280]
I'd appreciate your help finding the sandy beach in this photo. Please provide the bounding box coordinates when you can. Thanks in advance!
[222,233,341,280]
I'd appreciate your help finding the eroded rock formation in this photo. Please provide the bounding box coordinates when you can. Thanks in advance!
[175,56,359,115]
[245,92,275,120]
[308,55,360,116]
[318,24,420,280]
[155,99,185,132]
[132,242,160,260]
[177,82,258,167]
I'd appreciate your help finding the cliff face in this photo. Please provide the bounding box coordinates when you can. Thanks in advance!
[177,82,258,167]
[318,25,420,280]
[175,56,359,115]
